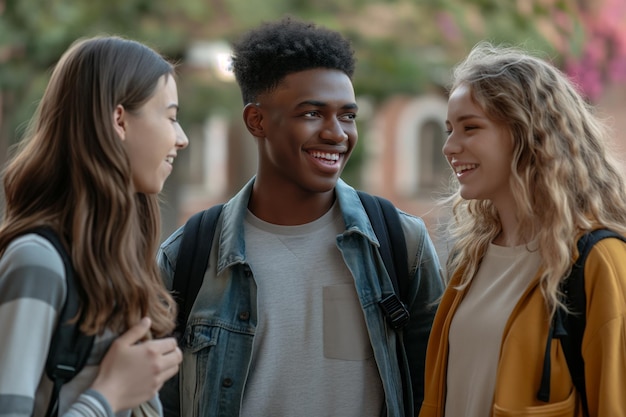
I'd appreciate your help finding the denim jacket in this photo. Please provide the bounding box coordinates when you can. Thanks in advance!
[158,178,444,417]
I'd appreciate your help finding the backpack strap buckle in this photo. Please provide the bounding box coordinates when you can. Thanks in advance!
[379,294,410,329]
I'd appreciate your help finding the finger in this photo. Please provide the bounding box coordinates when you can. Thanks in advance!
[161,367,180,385]
[154,346,182,373]
[144,337,179,355]
[159,358,182,382]
[115,317,152,346]
[164,346,182,365]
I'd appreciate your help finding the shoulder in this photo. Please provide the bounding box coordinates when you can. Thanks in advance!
[579,239,626,366]
[158,225,184,289]
[584,235,626,277]
[396,209,431,248]
[584,234,626,274]
[0,234,67,413]
[0,233,66,307]
[2,233,65,269]
[396,209,443,277]
[397,209,428,232]
[584,235,626,318]
[160,225,185,266]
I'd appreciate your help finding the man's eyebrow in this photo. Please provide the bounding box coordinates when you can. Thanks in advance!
[167,103,179,111]
[296,100,359,110]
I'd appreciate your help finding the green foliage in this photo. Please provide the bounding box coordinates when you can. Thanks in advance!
[0,0,594,162]
[353,39,431,100]
[0,0,190,144]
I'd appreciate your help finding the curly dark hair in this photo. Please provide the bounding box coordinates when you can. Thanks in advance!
[231,16,356,104]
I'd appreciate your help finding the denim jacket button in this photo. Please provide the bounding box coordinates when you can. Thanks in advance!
[239,311,250,321]
[222,378,233,387]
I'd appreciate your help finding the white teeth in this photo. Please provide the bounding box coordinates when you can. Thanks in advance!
[310,151,339,161]
[455,164,477,174]
[165,156,174,164]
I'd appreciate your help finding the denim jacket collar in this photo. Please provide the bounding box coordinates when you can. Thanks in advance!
[216,177,379,276]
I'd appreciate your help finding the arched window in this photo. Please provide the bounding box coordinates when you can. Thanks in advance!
[394,96,448,197]
[416,119,448,192]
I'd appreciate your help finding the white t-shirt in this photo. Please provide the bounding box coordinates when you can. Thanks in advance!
[239,202,384,417]
[445,241,541,417]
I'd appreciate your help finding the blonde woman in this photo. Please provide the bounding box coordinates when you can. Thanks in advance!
[420,42,626,417]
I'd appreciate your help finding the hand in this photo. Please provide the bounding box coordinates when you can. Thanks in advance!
[91,317,182,412]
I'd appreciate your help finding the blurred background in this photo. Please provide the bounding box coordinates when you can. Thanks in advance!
[2,0,626,261]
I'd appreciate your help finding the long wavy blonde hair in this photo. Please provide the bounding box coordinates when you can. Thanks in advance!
[444,42,626,316]
[0,36,177,337]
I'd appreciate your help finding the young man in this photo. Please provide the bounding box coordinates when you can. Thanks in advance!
[158,17,444,417]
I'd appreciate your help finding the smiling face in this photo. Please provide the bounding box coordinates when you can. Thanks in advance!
[250,68,358,196]
[443,83,515,209]
[115,75,189,194]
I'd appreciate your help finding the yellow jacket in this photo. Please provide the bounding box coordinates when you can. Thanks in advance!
[419,237,626,417]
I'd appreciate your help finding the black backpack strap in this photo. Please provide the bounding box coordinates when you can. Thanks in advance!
[376,196,409,298]
[559,228,626,417]
[357,191,410,329]
[357,191,413,415]
[28,227,94,417]
[172,204,224,340]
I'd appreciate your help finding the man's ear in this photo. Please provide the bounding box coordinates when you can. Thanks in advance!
[113,104,126,140]
[243,103,264,138]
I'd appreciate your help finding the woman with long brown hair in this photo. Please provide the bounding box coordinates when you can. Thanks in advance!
[0,35,187,416]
